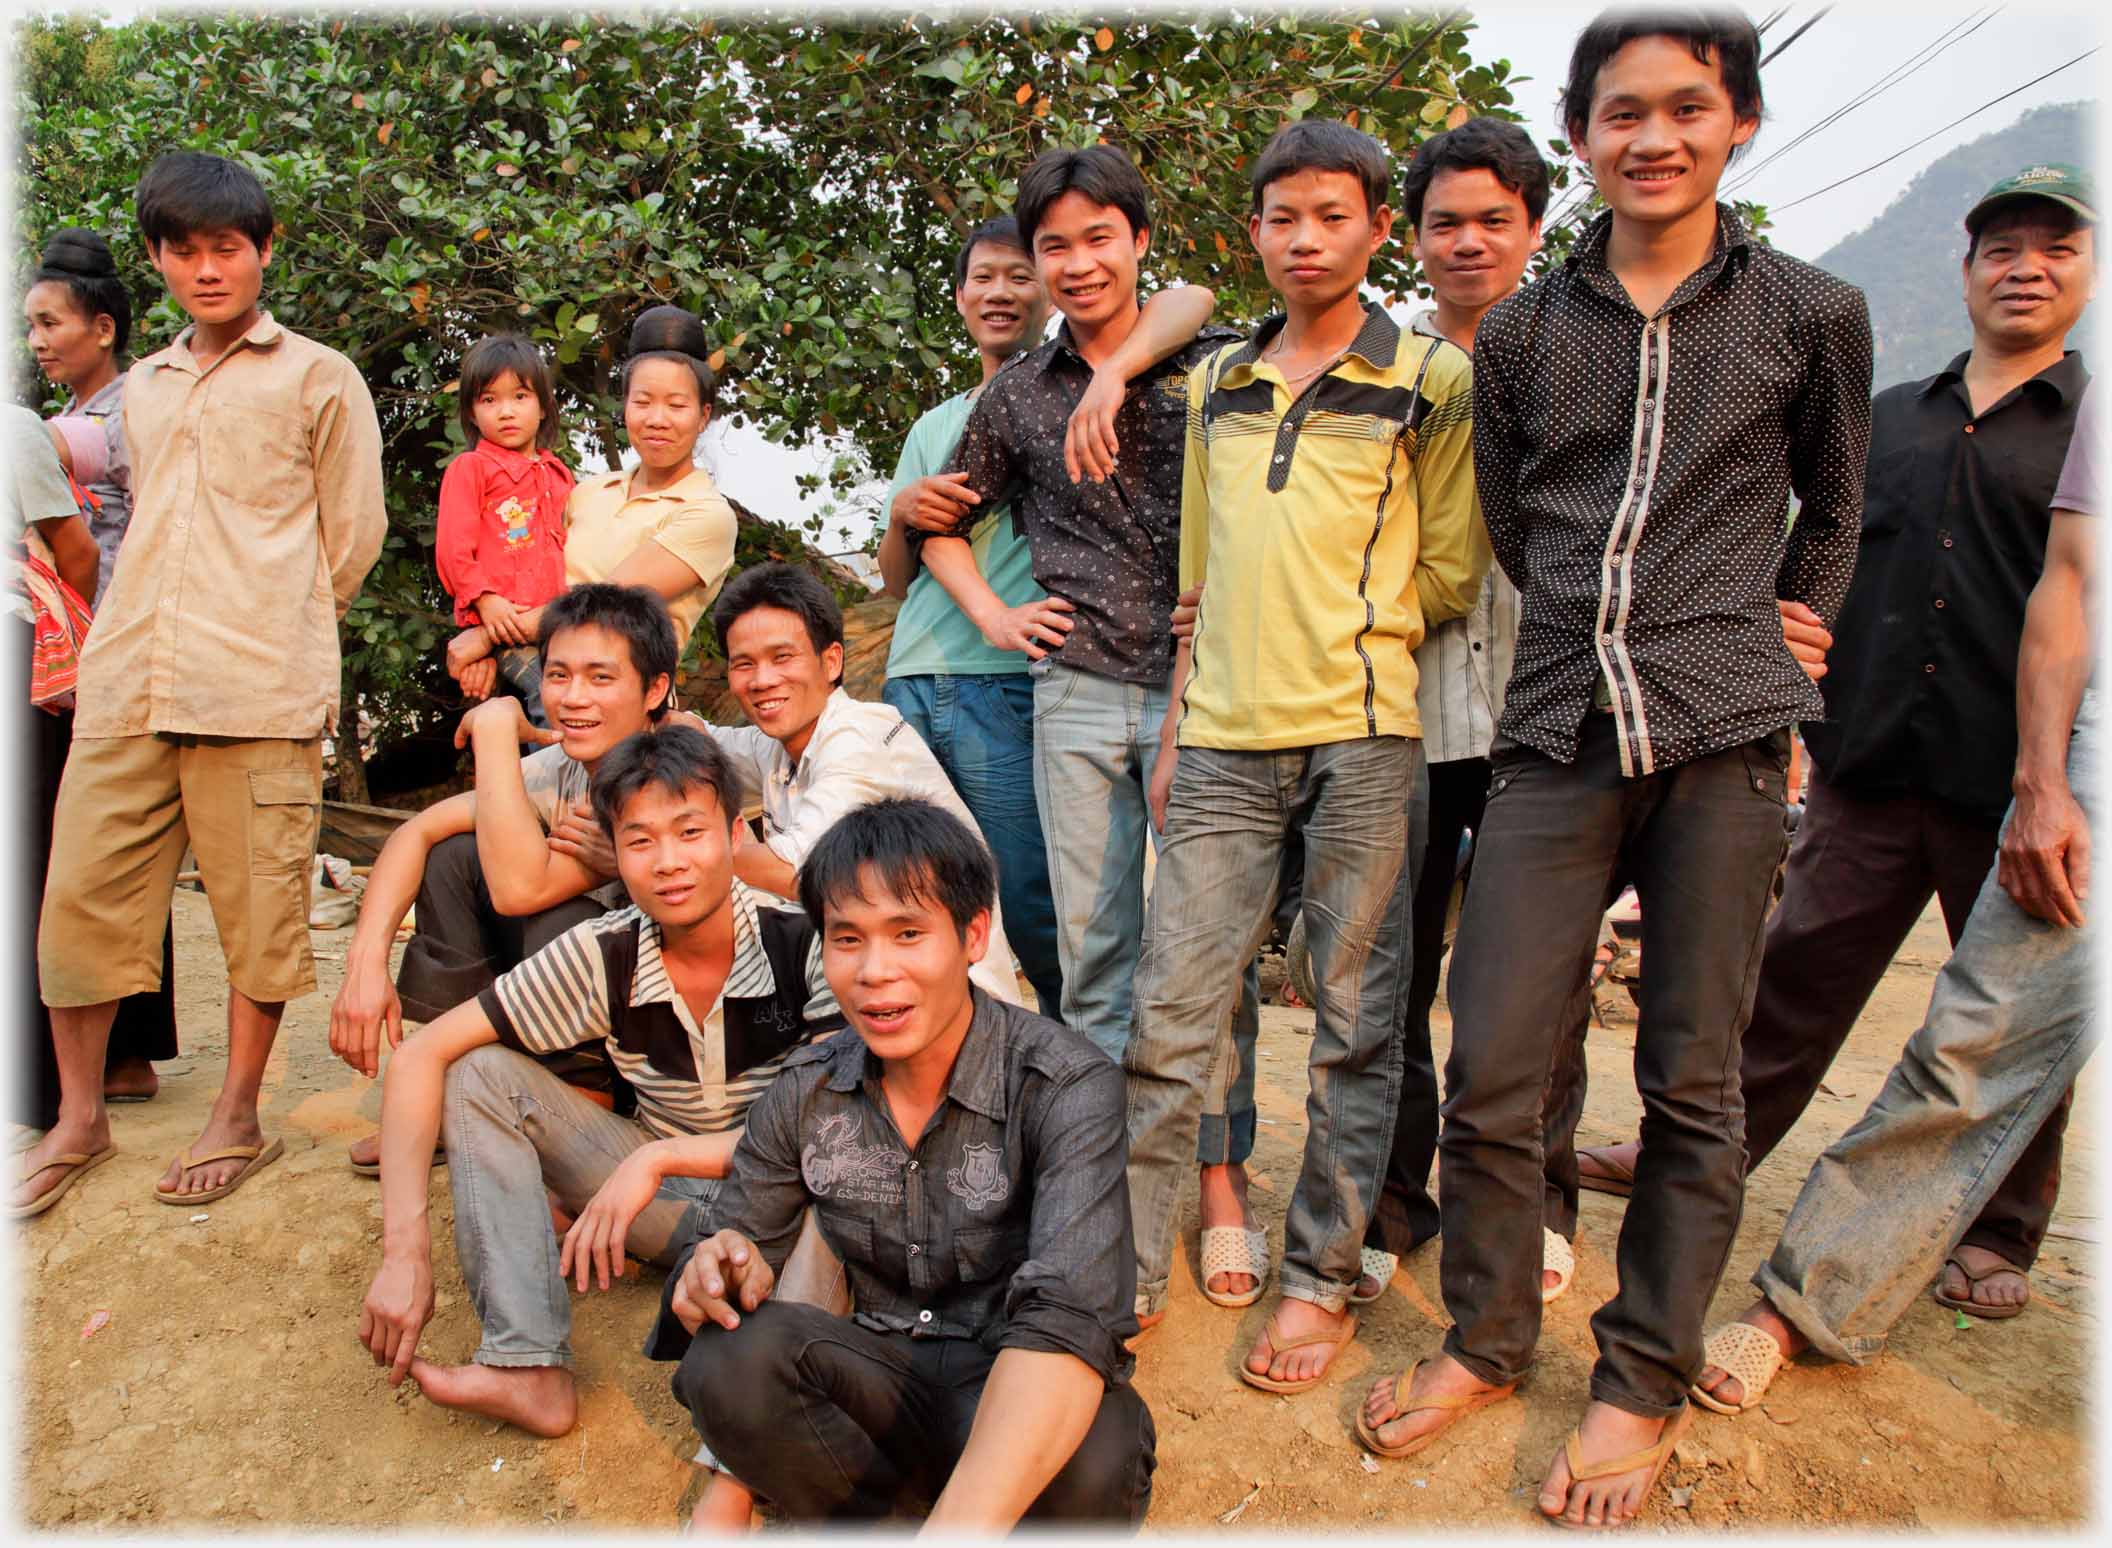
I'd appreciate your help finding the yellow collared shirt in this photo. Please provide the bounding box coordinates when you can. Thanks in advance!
[563,461,738,652]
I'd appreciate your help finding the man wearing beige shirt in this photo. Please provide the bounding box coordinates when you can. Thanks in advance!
[15,152,386,1217]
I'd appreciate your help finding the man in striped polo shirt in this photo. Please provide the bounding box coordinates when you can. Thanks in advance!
[355,725,843,1438]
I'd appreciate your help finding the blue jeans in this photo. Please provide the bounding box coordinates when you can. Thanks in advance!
[1029,660,1258,1163]
[1754,691,2098,1365]
[884,673,1062,1016]
[1126,737,1418,1315]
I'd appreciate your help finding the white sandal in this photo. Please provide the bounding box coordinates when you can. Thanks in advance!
[1689,1320,1787,1415]
[1199,1224,1271,1308]
[1541,1227,1575,1304]
[1348,1245,1399,1306]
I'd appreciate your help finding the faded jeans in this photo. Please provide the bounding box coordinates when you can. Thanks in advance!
[1754,692,2097,1365]
[444,1044,718,1367]
[1126,737,1417,1315]
[1031,658,1258,1164]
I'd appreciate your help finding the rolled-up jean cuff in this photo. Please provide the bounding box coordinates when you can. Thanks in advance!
[1135,1281,1169,1320]
[1750,1260,1878,1368]
[1196,1107,1256,1167]
[1586,1374,1690,1422]
[474,1343,574,1371]
[1276,1270,1350,1315]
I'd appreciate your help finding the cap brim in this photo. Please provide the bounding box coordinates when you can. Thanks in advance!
[1965,190,2098,236]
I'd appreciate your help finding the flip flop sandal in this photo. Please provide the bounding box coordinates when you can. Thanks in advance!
[1546,1402,1692,1530]
[1353,1358,1517,1459]
[1688,1321,1786,1415]
[1199,1224,1271,1308]
[1349,1246,1399,1307]
[1237,1304,1358,1395]
[9,1146,118,1220]
[349,1142,446,1178]
[1575,1145,1636,1199]
[1542,1228,1576,1304]
[1932,1252,2030,1321]
[154,1136,285,1205]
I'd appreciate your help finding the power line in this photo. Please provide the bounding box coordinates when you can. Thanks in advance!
[1759,4,1833,67]
[1770,44,2100,212]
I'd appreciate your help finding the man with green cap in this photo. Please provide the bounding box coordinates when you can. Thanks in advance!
[1579,164,2095,1329]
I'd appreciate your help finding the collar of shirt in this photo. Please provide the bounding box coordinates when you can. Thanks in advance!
[1214,299,1402,383]
[780,687,856,782]
[1566,204,1753,316]
[586,461,719,506]
[471,438,565,479]
[64,376,125,418]
[1920,348,2088,412]
[819,985,1011,1121]
[626,877,779,1012]
[144,310,286,379]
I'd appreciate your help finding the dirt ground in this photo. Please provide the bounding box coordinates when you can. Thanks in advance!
[13,888,2092,1531]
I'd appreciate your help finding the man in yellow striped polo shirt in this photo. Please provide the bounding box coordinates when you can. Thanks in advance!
[1123,119,1488,1391]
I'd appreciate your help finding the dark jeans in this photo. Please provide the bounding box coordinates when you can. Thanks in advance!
[1440,716,1792,1418]
[394,832,621,1095]
[1365,755,1590,1258]
[1737,771,2069,1268]
[672,1300,1155,1525]
[23,694,178,1130]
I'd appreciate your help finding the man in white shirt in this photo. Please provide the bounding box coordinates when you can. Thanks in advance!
[694,562,1025,1008]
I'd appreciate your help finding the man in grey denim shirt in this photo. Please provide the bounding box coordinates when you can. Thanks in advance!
[645,797,1153,1530]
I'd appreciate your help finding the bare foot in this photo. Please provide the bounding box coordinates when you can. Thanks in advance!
[690,1470,758,1533]
[1360,1354,1509,1453]
[1693,1297,1805,1410]
[103,1056,159,1101]
[1198,1160,1260,1301]
[10,1115,114,1213]
[350,1130,446,1172]
[1940,1244,2031,1315]
[406,1358,578,1437]
[1244,1298,1352,1386]
[155,1106,266,1198]
[1538,1401,1675,1528]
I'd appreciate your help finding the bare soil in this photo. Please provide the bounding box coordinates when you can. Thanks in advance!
[15,890,2090,1530]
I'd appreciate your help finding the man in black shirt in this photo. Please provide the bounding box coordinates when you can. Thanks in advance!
[1581,166,2096,1320]
[1356,11,1872,1528]
[648,798,1152,1529]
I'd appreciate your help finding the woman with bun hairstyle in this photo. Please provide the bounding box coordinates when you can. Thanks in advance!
[21,226,179,1115]
[446,305,739,700]
[25,227,134,605]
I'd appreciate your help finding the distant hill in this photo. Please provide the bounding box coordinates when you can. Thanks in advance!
[1812,100,2095,389]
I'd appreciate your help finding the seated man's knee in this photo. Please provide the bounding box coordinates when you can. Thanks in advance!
[1029,1385,1156,1526]
[422,831,483,897]
[673,1298,828,1422]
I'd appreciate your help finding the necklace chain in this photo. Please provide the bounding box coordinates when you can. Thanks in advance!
[1265,330,1348,392]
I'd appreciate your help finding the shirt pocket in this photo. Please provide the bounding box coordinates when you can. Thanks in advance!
[203,402,311,519]
[814,1204,875,1266]
[952,1221,1029,1285]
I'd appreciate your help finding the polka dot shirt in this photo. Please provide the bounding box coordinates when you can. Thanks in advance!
[1473,205,1873,776]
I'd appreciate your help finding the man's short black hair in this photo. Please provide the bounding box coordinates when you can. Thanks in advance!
[32,228,133,359]
[710,562,845,685]
[1015,144,1151,251]
[537,583,678,720]
[135,151,275,252]
[955,215,1030,289]
[589,724,743,840]
[458,334,561,452]
[1561,8,1764,150]
[1401,118,1554,230]
[797,797,997,943]
[1249,119,1392,217]
[1965,199,2093,263]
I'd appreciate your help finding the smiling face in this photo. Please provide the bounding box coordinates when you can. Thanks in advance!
[470,368,544,453]
[956,237,1047,359]
[821,863,986,1070]
[1575,34,1757,232]
[1964,208,2096,355]
[540,622,670,767]
[1031,189,1149,332]
[611,779,736,936]
[148,224,270,332]
[623,356,710,473]
[723,604,843,762]
[1248,167,1389,315]
[1411,166,1542,316]
[24,281,116,394]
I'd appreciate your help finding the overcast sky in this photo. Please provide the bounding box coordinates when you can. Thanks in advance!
[17,3,2107,551]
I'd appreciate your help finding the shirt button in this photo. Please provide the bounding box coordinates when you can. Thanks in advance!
[1964,424,1976,434]
[918,1310,933,1324]
[909,1243,921,1256]
[1471,641,1483,652]
[1273,453,1287,463]
[907,1160,919,1172]
[1924,662,1937,674]
[1942,538,1955,549]
[1933,597,1946,610]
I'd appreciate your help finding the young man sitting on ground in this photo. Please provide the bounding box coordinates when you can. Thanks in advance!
[356,724,845,1436]
[330,583,682,1169]
[648,797,1155,1528]
[692,561,1025,1005]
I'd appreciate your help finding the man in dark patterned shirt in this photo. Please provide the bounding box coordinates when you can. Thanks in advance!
[647,798,1153,1529]
[1356,10,1872,1528]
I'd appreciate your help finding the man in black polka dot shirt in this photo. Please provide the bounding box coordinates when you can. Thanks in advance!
[1355,9,1872,1528]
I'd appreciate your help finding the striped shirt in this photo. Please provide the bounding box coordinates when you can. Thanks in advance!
[478,881,843,1142]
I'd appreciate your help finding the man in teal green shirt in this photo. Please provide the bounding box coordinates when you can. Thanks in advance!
[877,215,1068,1013]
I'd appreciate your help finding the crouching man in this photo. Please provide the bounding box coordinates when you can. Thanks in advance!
[356,725,844,1436]
[646,798,1156,1529]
